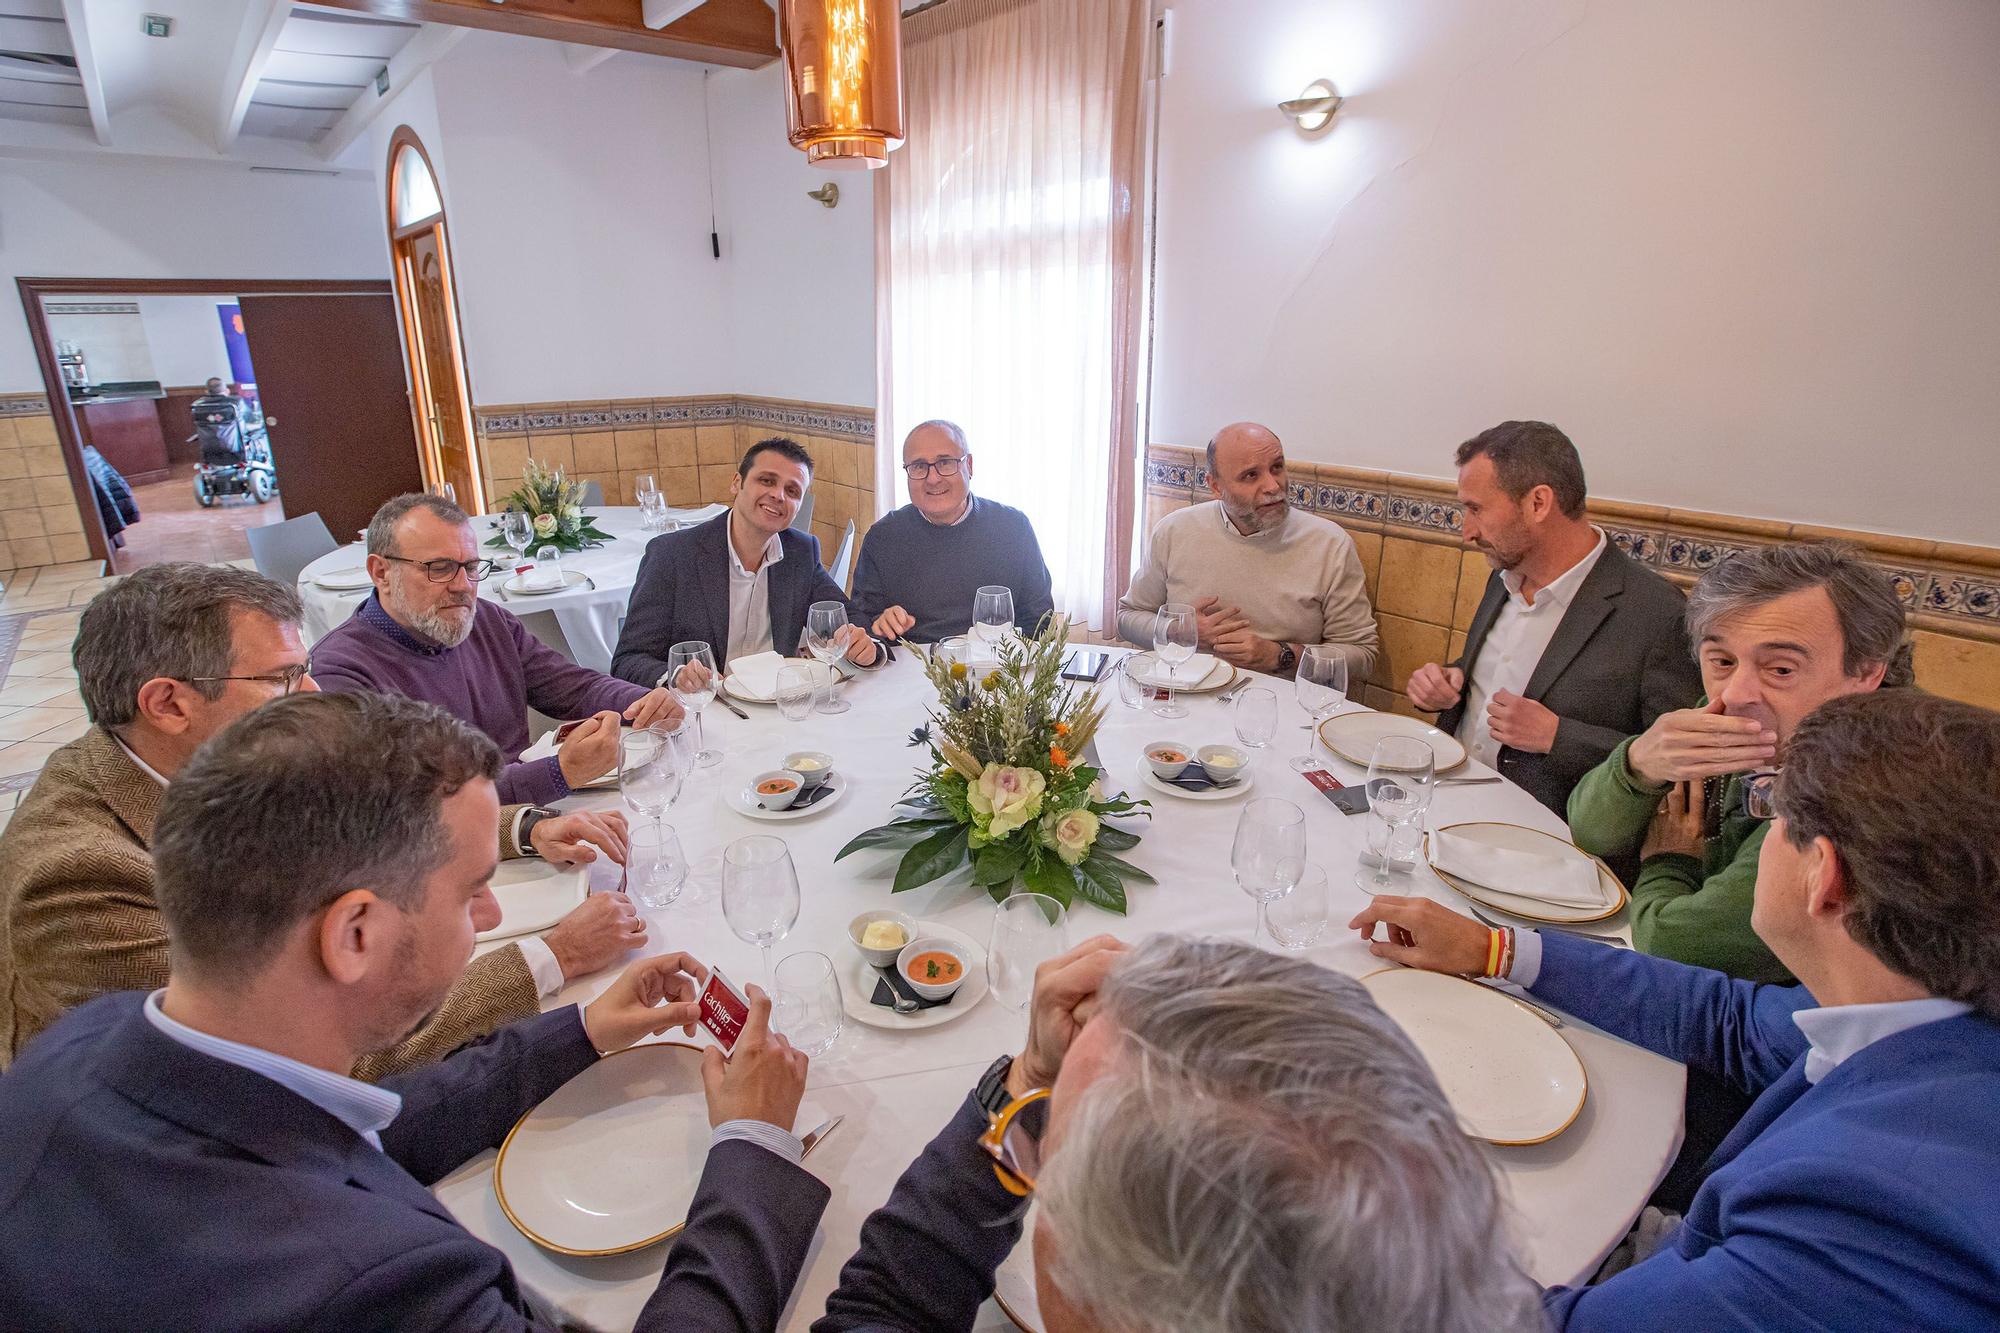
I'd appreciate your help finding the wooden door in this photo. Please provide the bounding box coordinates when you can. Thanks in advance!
[236,293,424,541]
[401,226,481,507]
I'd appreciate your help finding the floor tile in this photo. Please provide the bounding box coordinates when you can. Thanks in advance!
[0,741,61,779]
[0,679,75,708]
[8,651,71,677]
[0,705,83,741]
[0,809,11,836]
[0,787,18,810]
[28,713,89,745]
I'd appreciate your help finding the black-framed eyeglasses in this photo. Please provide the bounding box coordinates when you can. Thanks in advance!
[903,456,966,480]
[1742,770,1781,821]
[382,554,501,583]
[182,659,313,695]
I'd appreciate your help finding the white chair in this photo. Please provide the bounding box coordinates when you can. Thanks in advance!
[791,489,816,533]
[246,513,338,588]
[830,520,857,590]
[579,479,605,506]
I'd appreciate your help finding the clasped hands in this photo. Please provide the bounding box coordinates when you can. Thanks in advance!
[1405,663,1559,754]
[1190,597,1285,673]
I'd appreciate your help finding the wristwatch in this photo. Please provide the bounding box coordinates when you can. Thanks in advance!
[1275,642,1298,674]
[517,806,561,854]
[976,1054,1017,1119]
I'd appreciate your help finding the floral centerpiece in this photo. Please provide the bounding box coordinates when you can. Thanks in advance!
[836,618,1152,913]
[484,458,613,554]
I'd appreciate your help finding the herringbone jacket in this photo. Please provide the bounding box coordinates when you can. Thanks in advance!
[0,726,541,1078]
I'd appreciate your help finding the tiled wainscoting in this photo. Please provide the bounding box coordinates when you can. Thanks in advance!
[0,395,93,575]
[475,395,877,580]
[1144,446,2000,715]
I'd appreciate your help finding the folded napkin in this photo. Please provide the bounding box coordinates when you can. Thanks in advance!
[871,965,954,1011]
[1135,652,1219,689]
[522,563,563,590]
[727,651,789,700]
[1431,829,1605,907]
[1161,768,1240,792]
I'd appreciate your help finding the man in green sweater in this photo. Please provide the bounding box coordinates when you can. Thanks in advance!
[1568,542,1909,983]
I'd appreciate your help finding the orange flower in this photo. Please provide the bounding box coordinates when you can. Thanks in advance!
[1050,745,1070,768]
[1054,721,1071,737]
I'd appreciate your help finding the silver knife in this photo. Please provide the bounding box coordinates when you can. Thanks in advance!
[715,690,750,721]
[799,1114,846,1159]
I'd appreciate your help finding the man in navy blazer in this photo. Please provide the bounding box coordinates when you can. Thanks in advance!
[0,691,826,1332]
[1353,689,2000,1331]
[614,437,880,687]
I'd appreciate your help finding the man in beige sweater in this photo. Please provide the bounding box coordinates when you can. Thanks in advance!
[1118,422,1379,680]
[0,563,642,1075]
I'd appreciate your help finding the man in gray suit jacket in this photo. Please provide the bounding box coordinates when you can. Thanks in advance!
[1408,422,1701,820]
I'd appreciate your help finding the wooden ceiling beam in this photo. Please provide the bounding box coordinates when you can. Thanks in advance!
[305,0,779,69]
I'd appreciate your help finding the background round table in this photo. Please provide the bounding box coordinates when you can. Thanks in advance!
[295,504,725,672]
[433,650,1685,1331]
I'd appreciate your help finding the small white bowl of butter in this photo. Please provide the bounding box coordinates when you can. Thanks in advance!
[785,751,835,789]
[848,909,918,968]
[1197,743,1250,785]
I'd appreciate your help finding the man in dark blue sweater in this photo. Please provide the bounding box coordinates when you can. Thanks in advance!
[851,420,1055,643]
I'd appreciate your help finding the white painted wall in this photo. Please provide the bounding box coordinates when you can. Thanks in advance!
[1149,0,2000,544]
[138,296,236,386]
[0,157,387,393]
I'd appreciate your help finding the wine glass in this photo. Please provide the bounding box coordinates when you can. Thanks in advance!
[618,729,679,844]
[635,472,657,505]
[1233,686,1278,748]
[1358,737,1437,890]
[772,952,843,1057]
[721,835,800,991]
[1290,645,1349,771]
[500,510,535,566]
[988,893,1067,1012]
[665,641,721,768]
[628,823,688,911]
[804,601,854,716]
[774,664,817,722]
[1150,603,1197,720]
[1265,863,1332,950]
[972,586,1014,661]
[1232,798,1306,946]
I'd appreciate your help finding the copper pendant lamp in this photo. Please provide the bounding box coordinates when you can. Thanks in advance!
[779,0,906,170]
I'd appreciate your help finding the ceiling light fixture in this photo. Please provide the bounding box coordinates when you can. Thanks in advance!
[1279,79,1343,133]
[779,0,905,170]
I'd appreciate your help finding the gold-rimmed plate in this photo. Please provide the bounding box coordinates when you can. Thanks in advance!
[1317,711,1467,773]
[1425,821,1628,924]
[475,859,587,943]
[1124,651,1238,695]
[1360,967,1587,1146]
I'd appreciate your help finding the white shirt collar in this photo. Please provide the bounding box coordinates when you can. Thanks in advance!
[1500,527,1607,608]
[921,494,975,527]
[1792,996,1973,1084]
[112,733,172,787]
[142,990,402,1148]
[727,527,786,579]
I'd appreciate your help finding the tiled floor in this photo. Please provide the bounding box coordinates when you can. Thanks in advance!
[0,560,116,835]
[111,462,287,575]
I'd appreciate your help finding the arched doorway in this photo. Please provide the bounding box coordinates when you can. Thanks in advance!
[386,127,483,511]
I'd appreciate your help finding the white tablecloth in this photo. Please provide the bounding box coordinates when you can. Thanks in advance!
[434,652,1685,1331]
[295,505,726,673]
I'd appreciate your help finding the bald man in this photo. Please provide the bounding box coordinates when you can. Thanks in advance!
[1117,424,1378,679]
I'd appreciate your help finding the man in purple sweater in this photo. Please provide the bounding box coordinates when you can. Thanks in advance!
[312,495,683,807]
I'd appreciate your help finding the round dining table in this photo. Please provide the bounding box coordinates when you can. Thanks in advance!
[294,504,727,672]
[431,649,1685,1332]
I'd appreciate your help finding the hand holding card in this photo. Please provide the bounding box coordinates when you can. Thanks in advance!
[696,968,753,1053]
[698,979,810,1132]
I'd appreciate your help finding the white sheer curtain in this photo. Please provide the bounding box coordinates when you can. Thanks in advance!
[876,0,1149,628]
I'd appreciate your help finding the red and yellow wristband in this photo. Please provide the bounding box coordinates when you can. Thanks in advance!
[1483,927,1516,979]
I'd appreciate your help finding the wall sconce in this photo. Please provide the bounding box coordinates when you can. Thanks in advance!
[1279,79,1344,133]
[808,183,840,208]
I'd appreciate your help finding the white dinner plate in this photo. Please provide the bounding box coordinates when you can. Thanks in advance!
[311,565,372,591]
[1124,651,1234,693]
[726,770,850,820]
[1425,822,1628,924]
[503,569,591,596]
[721,657,832,704]
[1360,968,1587,1145]
[1317,711,1468,773]
[1140,767,1255,802]
[516,730,620,789]
[841,920,989,1031]
[476,860,587,942]
[494,1042,711,1255]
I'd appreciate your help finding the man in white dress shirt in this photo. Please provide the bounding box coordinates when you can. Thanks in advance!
[1407,421,1699,816]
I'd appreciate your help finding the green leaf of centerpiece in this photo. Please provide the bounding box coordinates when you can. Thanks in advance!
[1022,856,1078,907]
[893,824,971,893]
[971,840,1027,887]
[835,819,954,860]
[1073,857,1129,914]
[1092,825,1141,852]
[1087,850,1158,885]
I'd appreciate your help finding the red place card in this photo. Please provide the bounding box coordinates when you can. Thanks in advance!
[697,968,752,1054]
[1300,768,1371,814]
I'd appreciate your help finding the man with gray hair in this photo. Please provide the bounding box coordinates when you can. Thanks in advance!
[852,420,1055,643]
[0,562,642,1073]
[816,935,1543,1332]
[1568,540,1910,984]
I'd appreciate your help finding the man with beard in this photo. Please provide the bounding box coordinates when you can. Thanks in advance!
[313,494,683,806]
[1405,421,1700,818]
[1115,422,1378,680]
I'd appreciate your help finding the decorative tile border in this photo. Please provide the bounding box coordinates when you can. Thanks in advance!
[733,397,874,440]
[1145,443,2000,631]
[0,393,51,419]
[477,395,876,441]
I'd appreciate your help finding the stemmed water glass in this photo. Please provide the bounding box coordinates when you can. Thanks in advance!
[804,601,854,715]
[634,473,661,530]
[618,728,680,840]
[665,640,722,768]
[1290,645,1349,771]
[500,510,535,568]
[772,952,843,1057]
[988,893,1068,1012]
[972,586,1014,660]
[721,835,800,991]
[1232,798,1306,946]
[1150,603,1197,720]
[1358,737,1437,890]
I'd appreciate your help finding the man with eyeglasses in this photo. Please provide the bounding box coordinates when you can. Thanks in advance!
[313,494,682,807]
[851,420,1054,643]
[1351,690,2000,1332]
[0,563,642,1074]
